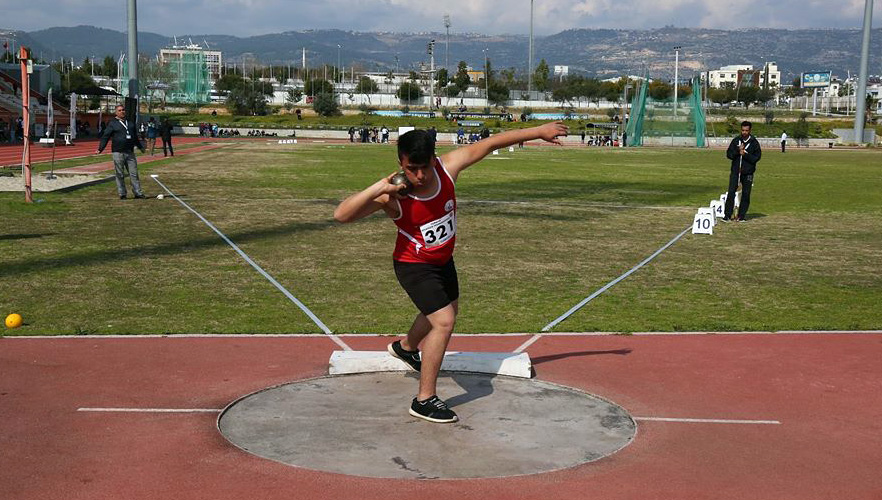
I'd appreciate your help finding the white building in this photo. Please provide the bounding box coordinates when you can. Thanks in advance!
[707,62,781,89]
[159,43,223,82]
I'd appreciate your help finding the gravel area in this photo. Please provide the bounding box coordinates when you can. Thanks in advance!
[0,173,111,192]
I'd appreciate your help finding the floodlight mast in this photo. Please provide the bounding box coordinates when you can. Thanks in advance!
[428,40,435,110]
[126,0,139,122]
[528,0,534,98]
[853,0,874,144]
[443,15,451,73]
[673,46,681,117]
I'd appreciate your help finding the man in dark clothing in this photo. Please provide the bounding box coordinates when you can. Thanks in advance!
[723,121,762,222]
[160,118,174,157]
[97,104,146,199]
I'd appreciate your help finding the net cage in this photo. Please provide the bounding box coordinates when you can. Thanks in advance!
[625,77,707,147]
[121,52,210,105]
[168,52,210,105]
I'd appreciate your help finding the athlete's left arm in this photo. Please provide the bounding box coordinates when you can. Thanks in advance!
[439,121,569,180]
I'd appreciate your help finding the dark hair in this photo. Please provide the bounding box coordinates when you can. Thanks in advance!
[397,129,435,164]
[741,121,752,129]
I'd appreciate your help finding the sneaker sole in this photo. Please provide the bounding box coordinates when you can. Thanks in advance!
[387,343,421,372]
[408,408,459,423]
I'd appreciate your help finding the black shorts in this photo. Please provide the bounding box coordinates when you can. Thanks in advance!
[393,259,459,316]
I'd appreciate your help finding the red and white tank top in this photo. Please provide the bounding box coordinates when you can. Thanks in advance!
[392,158,457,265]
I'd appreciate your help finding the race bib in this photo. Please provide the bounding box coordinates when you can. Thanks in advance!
[419,211,456,248]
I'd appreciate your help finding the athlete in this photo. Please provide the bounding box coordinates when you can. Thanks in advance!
[334,122,568,423]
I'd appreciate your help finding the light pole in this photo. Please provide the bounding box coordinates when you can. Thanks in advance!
[427,40,435,110]
[528,0,534,99]
[483,47,489,108]
[853,0,874,144]
[443,15,451,73]
[673,46,681,117]
[622,83,632,147]
[336,44,342,84]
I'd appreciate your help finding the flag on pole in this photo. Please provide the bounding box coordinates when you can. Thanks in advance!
[47,88,54,136]
[70,92,77,140]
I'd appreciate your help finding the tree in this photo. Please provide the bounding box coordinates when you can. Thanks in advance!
[452,61,471,97]
[487,81,510,107]
[225,78,274,115]
[435,68,449,91]
[397,81,423,102]
[648,80,673,100]
[738,85,759,109]
[284,88,302,110]
[101,55,118,78]
[792,112,809,145]
[305,78,333,96]
[355,76,378,94]
[139,56,176,112]
[533,59,550,92]
[708,86,735,105]
[313,92,340,117]
[215,73,246,93]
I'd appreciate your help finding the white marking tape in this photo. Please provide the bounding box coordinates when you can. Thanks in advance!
[77,407,221,413]
[634,417,781,425]
[149,175,349,350]
[515,226,692,353]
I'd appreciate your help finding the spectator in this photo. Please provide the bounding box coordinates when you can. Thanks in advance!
[160,117,174,157]
[96,104,146,200]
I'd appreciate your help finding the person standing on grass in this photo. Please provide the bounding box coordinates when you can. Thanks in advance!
[334,121,568,423]
[160,117,174,157]
[780,131,787,153]
[146,117,158,155]
[723,121,762,222]
[96,104,146,200]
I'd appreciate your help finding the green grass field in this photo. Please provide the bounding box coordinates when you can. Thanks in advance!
[2,142,880,336]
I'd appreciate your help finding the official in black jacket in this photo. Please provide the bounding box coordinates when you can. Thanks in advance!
[724,121,762,221]
[97,104,146,199]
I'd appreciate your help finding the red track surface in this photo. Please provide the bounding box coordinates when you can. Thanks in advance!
[1,333,880,499]
[0,137,228,169]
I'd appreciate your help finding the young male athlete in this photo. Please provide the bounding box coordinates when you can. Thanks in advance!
[334,122,568,423]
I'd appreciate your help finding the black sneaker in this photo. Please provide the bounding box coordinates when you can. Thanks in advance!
[721,216,731,222]
[120,195,127,200]
[409,396,458,423]
[134,194,146,199]
[388,340,421,372]
[736,216,747,222]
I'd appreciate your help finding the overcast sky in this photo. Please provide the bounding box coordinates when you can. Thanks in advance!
[3,0,881,36]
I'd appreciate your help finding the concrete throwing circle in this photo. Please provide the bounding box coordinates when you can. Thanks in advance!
[218,372,636,479]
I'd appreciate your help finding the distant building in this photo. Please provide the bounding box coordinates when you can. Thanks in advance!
[159,42,223,82]
[708,62,780,89]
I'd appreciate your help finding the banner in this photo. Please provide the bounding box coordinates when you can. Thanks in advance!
[69,92,77,140]
[801,72,831,89]
[46,88,54,136]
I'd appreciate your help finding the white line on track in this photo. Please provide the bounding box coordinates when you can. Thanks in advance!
[634,417,781,425]
[77,408,222,413]
[8,331,881,339]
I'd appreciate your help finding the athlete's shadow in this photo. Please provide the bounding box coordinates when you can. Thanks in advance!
[443,372,496,409]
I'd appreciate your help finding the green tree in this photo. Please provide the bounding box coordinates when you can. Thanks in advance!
[225,78,274,115]
[792,112,809,144]
[313,92,340,117]
[65,69,96,93]
[452,61,471,96]
[355,76,378,94]
[305,78,334,96]
[397,81,423,102]
[487,81,510,107]
[435,68,449,90]
[215,73,247,93]
[738,85,759,109]
[284,88,302,110]
[101,55,118,77]
[533,59,550,92]
[648,80,673,100]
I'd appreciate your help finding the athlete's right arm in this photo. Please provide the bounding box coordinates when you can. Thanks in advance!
[333,174,405,223]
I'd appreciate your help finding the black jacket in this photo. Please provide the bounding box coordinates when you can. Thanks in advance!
[159,121,173,141]
[97,118,145,154]
[726,135,762,175]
